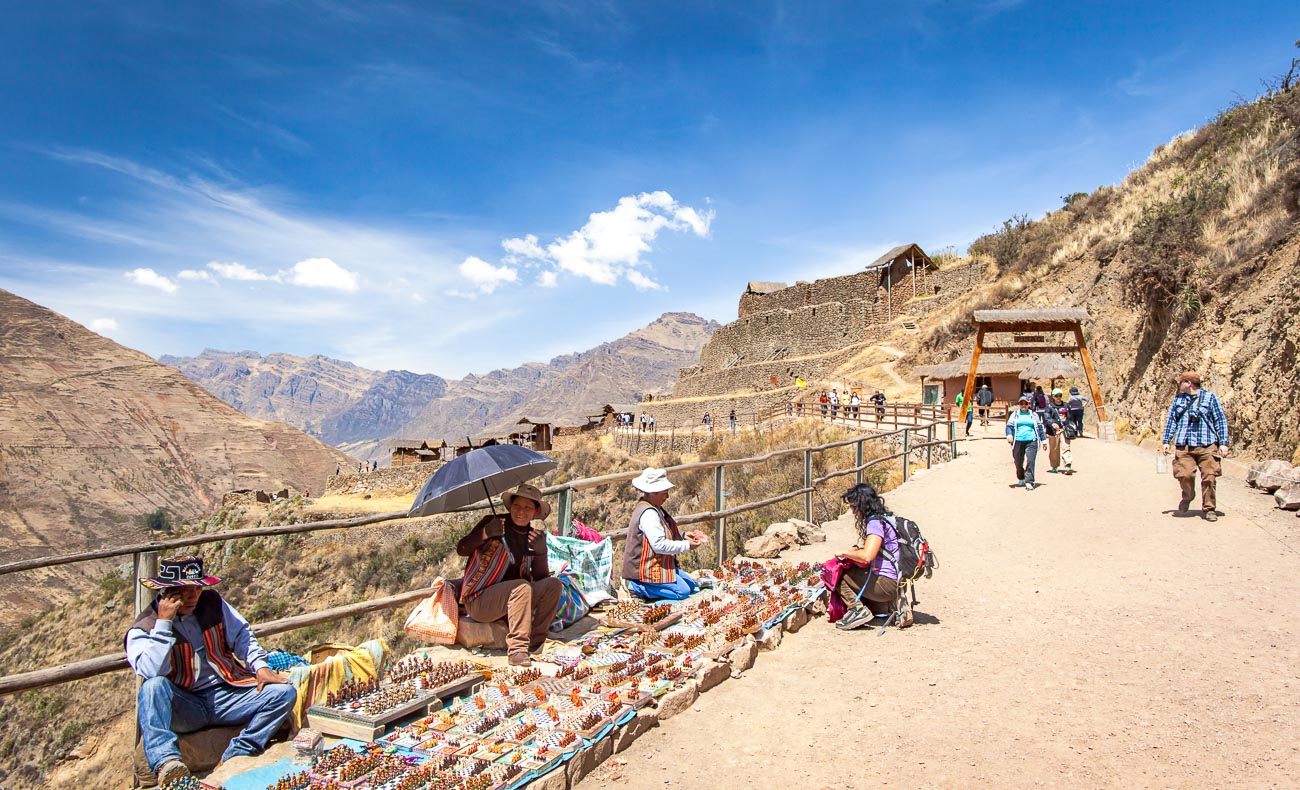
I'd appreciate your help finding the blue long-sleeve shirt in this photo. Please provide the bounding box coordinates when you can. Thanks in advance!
[126,597,269,690]
[1162,390,1229,447]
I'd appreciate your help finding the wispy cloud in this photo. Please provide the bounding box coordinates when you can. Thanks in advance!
[88,317,119,334]
[470,191,713,292]
[283,257,360,291]
[458,256,518,294]
[125,268,179,293]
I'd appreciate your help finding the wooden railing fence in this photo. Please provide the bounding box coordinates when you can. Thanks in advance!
[0,417,963,697]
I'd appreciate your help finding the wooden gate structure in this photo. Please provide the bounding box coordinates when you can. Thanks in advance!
[957,308,1109,425]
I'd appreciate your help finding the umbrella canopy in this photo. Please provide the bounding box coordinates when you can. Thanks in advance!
[408,444,558,518]
[1020,353,1083,380]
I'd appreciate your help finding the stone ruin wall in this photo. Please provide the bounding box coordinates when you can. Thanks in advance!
[324,461,444,496]
[673,346,863,400]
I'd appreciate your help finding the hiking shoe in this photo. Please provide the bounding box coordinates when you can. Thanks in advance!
[835,607,880,631]
[1203,511,1219,522]
[1177,498,1193,514]
[1014,480,1026,487]
[1024,482,1035,491]
[1049,467,1059,473]
[508,652,532,667]
[157,759,191,786]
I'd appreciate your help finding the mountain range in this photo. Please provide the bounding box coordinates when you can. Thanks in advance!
[163,312,719,460]
[0,288,351,618]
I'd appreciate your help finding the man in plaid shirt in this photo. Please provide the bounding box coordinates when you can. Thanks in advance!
[1161,371,1230,522]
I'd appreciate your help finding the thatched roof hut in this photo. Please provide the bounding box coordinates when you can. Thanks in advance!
[914,353,1031,380]
[1020,353,1083,380]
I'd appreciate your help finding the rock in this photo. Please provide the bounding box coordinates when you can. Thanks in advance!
[1248,460,1293,492]
[791,518,826,544]
[809,595,829,616]
[728,637,758,674]
[755,621,784,651]
[743,534,786,559]
[763,521,800,548]
[785,607,809,633]
[529,765,568,790]
[565,736,613,785]
[656,681,699,721]
[612,709,658,754]
[1275,481,1300,511]
[697,659,731,692]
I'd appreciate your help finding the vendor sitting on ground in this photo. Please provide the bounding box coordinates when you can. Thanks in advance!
[622,467,708,601]
[832,483,901,631]
[125,555,297,786]
[456,483,562,667]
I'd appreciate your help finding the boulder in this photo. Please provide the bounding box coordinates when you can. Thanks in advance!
[612,709,658,754]
[697,659,731,692]
[1274,481,1300,511]
[656,681,699,721]
[529,766,568,790]
[565,737,613,785]
[743,534,786,559]
[1248,460,1293,492]
[728,637,758,674]
[809,595,829,616]
[790,518,826,544]
[763,521,800,548]
[785,607,809,633]
[755,621,784,651]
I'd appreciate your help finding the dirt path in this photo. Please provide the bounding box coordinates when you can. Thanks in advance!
[581,426,1300,788]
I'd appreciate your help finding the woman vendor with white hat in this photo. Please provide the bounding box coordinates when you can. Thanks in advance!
[621,467,708,601]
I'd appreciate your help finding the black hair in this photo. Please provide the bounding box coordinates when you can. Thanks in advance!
[841,483,891,540]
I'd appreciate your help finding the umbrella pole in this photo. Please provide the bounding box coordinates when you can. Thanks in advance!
[482,479,498,515]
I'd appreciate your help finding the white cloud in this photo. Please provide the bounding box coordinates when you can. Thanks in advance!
[208,261,269,281]
[496,191,713,290]
[89,318,118,333]
[536,270,558,288]
[177,269,215,282]
[458,256,518,294]
[281,257,360,291]
[125,267,179,293]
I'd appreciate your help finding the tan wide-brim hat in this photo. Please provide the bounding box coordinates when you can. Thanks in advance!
[501,483,551,520]
[631,467,674,493]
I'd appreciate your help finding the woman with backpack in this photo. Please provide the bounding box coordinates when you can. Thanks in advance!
[830,483,900,630]
[1006,394,1049,490]
[1044,388,1076,475]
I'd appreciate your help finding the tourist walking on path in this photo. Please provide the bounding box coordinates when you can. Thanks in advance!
[955,391,973,436]
[729,409,737,431]
[1067,386,1087,437]
[975,383,994,426]
[1006,394,1048,490]
[849,391,861,419]
[1160,372,1230,522]
[1032,385,1049,417]
[829,389,840,420]
[819,391,829,418]
[1043,389,1075,474]
[870,390,887,421]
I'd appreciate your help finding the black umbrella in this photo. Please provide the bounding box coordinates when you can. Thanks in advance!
[408,444,558,518]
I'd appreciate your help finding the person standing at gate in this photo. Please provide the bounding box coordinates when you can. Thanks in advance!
[1067,386,1087,437]
[1006,394,1048,490]
[1160,372,1230,522]
[975,384,994,426]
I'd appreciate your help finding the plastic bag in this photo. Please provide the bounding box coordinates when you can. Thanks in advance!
[404,579,458,645]
[1156,454,1169,475]
[549,565,591,632]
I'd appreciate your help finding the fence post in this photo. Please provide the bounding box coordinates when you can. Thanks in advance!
[803,449,813,522]
[902,429,911,482]
[950,420,958,458]
[926,425,934,469]
[133,551,158,617]
[557,488,573,536]
[855,439,865,485]
[714,466,726,566]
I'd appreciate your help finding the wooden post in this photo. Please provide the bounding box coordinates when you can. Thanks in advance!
[1073,326,1109,421]
[803,449,813,522]
[714,466,726,566]
[926,425,934,469]
[557,488,573,537]
[133,551,158,618]
[855,439,865,485]
[959,326,985,422]
[950,419,958,458]
[902,429,911,482]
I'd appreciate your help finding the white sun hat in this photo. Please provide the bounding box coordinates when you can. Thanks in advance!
[631,467,674,493]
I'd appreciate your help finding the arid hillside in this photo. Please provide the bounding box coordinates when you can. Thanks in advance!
[0,289,352,620]
[904,82,1300,461]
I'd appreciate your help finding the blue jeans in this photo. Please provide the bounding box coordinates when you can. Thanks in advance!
[626,571,699,601]
[138,676,297,770]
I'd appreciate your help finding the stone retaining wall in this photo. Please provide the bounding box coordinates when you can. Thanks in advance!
[324,461,443,496]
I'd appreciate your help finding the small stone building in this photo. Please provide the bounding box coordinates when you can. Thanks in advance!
[865,243,939,321]
[389,439,446,467]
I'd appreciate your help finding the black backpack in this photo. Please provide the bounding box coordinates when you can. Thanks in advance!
[872,514,937,629]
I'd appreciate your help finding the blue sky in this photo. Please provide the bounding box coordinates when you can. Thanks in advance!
[0,2,1294,377]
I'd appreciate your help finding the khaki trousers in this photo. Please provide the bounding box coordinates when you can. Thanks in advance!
[1047,434,1073,468]
[1173,444,1221,511]
[464,577,562,656]
[837,567,899,616]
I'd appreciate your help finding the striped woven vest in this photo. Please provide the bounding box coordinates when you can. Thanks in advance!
[621,501,682,585]
[459,516,514,604]
[126,590,258,688]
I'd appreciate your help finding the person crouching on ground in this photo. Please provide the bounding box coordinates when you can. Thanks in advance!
[832,483,900,631]
[126,556,296,786]
[622,467,708,601]
[456,483,562,667]
[1006,394,1048,490]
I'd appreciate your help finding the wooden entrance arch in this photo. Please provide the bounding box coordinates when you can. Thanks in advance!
[958,309,1108,423]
